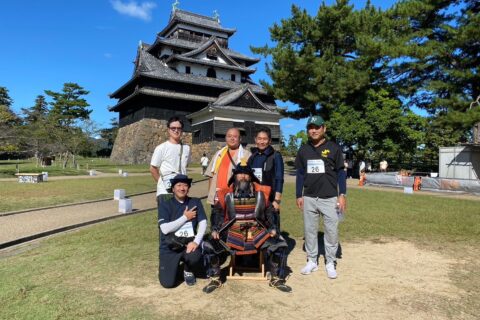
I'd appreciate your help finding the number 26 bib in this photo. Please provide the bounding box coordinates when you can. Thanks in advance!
[307,159,325,174]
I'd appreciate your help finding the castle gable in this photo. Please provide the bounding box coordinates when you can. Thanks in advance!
[213,86,270,111]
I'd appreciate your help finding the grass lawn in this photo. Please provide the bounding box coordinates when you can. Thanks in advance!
[0,183,479,319]
[0,176,155,213]
[0,158,151,178]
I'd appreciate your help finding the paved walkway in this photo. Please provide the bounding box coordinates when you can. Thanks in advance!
[0,179,209,248]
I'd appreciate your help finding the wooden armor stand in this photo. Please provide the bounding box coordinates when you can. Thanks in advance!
[227,251,267,281]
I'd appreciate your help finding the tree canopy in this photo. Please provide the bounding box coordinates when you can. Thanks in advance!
[253,0,479,168]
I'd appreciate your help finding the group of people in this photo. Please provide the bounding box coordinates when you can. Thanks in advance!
[149,115,347,293]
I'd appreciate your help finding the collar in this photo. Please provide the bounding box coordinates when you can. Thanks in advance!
[251,145,274,156]
[308,138,327,148]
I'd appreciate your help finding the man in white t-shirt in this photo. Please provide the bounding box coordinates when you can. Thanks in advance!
[150,116,191,204]
[200,153,209,175]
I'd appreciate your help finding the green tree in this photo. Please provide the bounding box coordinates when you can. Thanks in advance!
[386,0,480,141]
[21,95,49,124]
[252,1,391,120]
[0,86,20,153]
[99,118,119,151]
[45,83,91,127]
[44,83,92,167]
[285,134,300,156]
[20,95,52,164]
[328,89,426,163]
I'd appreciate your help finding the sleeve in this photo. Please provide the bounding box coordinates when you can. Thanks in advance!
[274,152,284,194]
[158,201,188,235]
[335,146,346,195]
[194,220,207,245]
[204,150,219,178]
[337,169,347,195]
[247,153,253,167]
[334,146,345,171]
[150,145,163,167]
[295,148,305,198]
[296,168,305,198]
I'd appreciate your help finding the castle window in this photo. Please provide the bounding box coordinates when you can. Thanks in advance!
[185,66,191,74]
[207,68,216,78]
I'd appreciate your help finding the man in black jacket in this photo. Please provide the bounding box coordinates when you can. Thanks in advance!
[247,127,284,228]
[295,116,347,279]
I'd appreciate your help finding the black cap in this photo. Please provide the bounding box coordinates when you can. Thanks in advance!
[227,162,260,186]
[169,174,192,190]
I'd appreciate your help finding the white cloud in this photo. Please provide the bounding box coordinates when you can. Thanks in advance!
[104,53,113,59]
[110,0,156,21]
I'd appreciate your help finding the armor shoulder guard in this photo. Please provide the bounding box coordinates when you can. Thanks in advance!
[254,191,266,220]
[225,193,236,221]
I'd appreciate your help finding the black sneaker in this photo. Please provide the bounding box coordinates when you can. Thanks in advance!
[184,271,196,286]
[269,278,292,293]
[203,278,222,294]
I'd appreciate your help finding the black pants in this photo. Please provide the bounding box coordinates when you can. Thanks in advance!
[159,248,203,288]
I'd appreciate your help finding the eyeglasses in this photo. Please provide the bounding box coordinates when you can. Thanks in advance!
[169,127,183,132]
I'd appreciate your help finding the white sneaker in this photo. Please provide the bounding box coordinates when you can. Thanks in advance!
[301,261,318,275]
[325,262,337,279]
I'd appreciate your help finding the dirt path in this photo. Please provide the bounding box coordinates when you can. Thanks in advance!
[110,239,476,320]
[0,179,208,246]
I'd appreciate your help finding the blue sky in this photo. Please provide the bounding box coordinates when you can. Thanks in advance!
[0,0,397,138]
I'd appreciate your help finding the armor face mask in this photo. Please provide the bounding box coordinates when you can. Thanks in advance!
[233,174,252,197]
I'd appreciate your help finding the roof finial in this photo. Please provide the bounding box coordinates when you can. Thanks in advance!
[172,0,180,13]
[213,10,220,23]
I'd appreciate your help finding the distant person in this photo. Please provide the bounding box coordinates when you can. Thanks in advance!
[295,116,346,279]
[200,153,209,175]
[359,160,366,177]
[347,159,353,178]
[158,174,207,288]
[247,127,284,229]
[204,127,251,207]
[380,160,388,172]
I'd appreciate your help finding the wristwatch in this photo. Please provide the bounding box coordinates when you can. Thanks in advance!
[339,194,346,198]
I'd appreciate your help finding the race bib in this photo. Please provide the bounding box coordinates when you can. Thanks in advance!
[175,221,195,238]
[252,168,263,182]
[307,159,325,174]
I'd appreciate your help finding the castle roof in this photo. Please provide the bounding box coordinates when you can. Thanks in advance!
[159,9,236,37]
[110,47,266,100]
[151,37,260,65]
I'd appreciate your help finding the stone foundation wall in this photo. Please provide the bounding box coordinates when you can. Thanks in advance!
[110,119,192,164]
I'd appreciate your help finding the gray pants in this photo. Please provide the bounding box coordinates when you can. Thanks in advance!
[303,196,338,264]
